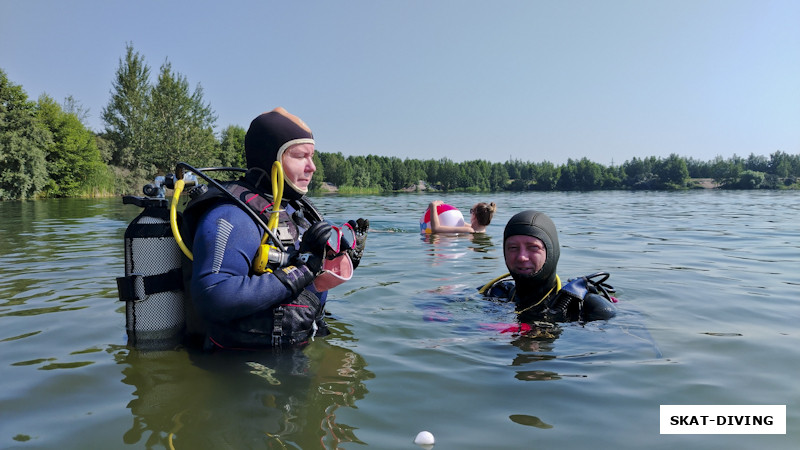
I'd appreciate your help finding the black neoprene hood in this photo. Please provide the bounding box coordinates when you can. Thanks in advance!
[503,210,560,281]
[244,108,314,172]
[244,108,315,200]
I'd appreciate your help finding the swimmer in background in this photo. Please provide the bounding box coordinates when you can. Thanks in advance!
[426,200,496,233]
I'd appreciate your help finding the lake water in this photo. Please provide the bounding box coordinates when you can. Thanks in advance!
[0,190,797,449]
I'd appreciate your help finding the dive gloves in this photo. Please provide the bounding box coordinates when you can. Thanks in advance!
[345,218,369,269]
[272,219,368,295]
[274,221,330,295]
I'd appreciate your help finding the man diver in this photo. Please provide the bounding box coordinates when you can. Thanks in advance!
[183,107,368,350]
[481,210,616,323]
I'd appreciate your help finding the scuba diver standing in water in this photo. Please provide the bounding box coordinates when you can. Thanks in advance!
[181,107,369,350]
[480,210,616,323]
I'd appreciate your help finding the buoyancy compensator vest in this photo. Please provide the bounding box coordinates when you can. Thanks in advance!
[116,165,267,349]
[480,271,618,323]
[541,272,618,322]
[181,178,322,255]
[181,173,328,348]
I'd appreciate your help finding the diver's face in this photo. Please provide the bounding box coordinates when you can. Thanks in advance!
[504,235,546,276]
[281,143,316,190]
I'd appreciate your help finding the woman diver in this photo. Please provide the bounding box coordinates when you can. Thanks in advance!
[182,107,369,350]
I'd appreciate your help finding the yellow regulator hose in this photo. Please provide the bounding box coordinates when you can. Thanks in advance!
[267,161,284,234]
[171,178,193,261]
[253,161,286,274]
[478,272,513,295]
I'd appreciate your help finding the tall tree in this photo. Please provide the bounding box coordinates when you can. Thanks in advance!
[217,125,246,168]
[101,43,151,169]
[309,151,324,192]
[711,154,743,186]
[769,150,793,178]
[389,156,412,190]
[489,162,509,191]
[438,158,459,191]
[349,155,371,187]
[147,61,217,172]
[532,161,559,191]
[36,94,108,197]
[0,69,50,200]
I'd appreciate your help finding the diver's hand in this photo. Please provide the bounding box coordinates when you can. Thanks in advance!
[274,221,330,296]
[345,218,369,269]
[300,221,331,257]
[293,251,323,276]
[274,250,325,296]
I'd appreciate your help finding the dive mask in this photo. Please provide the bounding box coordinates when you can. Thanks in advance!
[313,252,354,292]
[325,223,357,255]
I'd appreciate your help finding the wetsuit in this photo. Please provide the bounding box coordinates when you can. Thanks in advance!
[186,191,328,349]
[483,276,616,323]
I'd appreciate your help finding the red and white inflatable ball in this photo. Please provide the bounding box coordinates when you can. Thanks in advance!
[420,203,465,234]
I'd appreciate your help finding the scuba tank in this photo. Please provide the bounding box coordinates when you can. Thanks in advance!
[116,174,195,350]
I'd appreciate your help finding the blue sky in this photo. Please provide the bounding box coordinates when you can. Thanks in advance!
[2,0,798,166]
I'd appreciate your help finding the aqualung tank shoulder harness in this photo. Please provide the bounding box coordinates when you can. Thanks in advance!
[181,166,324,274]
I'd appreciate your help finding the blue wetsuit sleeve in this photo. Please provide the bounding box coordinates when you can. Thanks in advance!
[190,203,296,323]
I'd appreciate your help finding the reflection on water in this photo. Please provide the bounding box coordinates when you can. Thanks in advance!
[117,321,374,449]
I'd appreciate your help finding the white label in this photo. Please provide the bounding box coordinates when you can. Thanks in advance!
[660,405,786,434]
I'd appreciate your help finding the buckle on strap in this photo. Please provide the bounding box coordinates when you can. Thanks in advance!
[117,273,147,301]
[272,306,285,347]
[116,268,184,302]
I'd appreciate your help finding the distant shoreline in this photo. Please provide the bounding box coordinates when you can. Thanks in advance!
[318,178,724,194]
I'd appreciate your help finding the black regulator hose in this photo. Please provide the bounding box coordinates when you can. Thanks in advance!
[172,162,287,253]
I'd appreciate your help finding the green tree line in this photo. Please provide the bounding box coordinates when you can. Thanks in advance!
[314,151,799,193]
[2,44,798,201]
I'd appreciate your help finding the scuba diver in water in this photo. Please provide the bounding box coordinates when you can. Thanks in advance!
[480,210,616,323]
[182,107,369,350]
[425,200,497,233]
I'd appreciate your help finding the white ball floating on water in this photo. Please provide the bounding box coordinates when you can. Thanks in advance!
[414,430,435,446]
